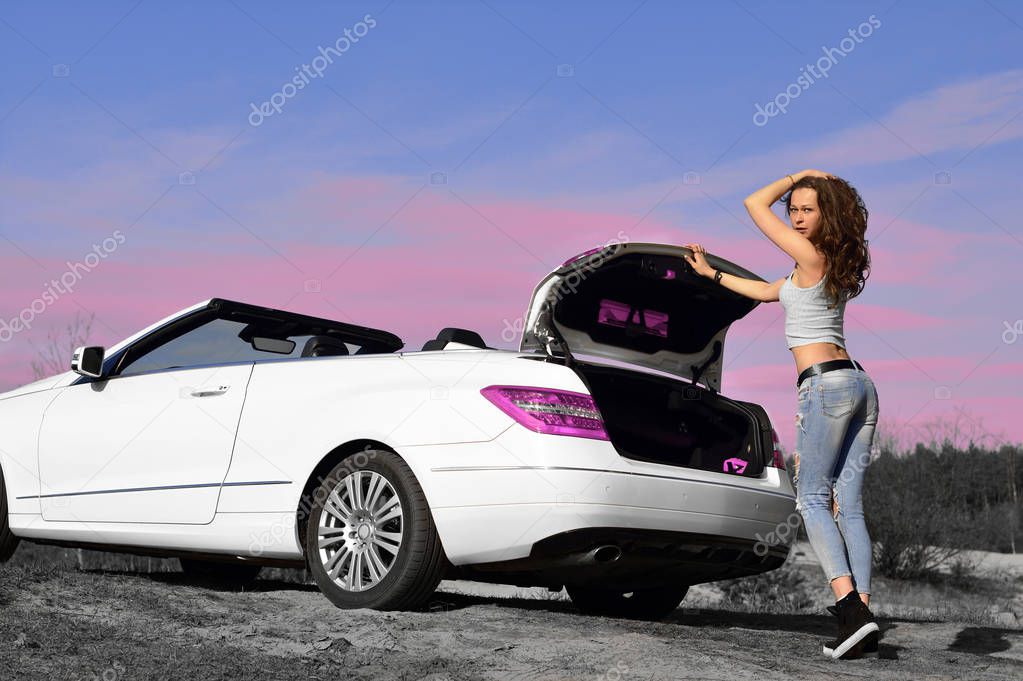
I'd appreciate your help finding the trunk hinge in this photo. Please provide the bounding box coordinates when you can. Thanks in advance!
[533,303,576,369]
[691,340,722,394]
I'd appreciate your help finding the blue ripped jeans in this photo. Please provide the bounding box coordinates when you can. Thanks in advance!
[794,368,879,595]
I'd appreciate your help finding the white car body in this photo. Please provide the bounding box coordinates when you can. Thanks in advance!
[0,242,797,608]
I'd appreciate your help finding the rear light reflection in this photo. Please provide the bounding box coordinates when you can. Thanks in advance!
[597,298,669,338]
[480,385,609,440]
[561,247,602,267]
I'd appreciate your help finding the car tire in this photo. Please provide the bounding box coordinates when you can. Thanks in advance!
[305,450,446,610]
[566,583,690,620]
[178,558,262,587]
[0,467,20,562]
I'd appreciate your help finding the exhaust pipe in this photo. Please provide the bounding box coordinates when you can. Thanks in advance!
[589,544,622,564]
[541,544,624,568]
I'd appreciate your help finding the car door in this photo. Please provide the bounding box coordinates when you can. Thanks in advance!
[37,316,260,524]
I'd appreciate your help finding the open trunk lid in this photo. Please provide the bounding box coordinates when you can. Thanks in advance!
[520,242,765,393]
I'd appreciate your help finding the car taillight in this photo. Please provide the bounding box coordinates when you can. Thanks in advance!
[480,385,609,440]
[769,427,785,468]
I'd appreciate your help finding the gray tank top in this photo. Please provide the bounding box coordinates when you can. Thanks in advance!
[778,268,847,349]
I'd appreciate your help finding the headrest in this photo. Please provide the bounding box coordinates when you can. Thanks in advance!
[435,328,487,348]
[421,327,488,351]
[301,335,350,357]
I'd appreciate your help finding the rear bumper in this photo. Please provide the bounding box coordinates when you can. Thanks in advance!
[430,491,795,569]
[452,526,790,590]
[399,426,797,569]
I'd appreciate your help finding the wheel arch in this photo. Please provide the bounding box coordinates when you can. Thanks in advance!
[0,456,10,511]
[0,450,22,561]
[294,438,401,558]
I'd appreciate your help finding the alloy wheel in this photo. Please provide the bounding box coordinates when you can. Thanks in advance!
[316,470,404,592]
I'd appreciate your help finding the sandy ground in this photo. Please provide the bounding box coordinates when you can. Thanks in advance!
[3,552,1022,681]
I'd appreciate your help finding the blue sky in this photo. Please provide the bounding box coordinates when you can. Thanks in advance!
[2,0,1022,451]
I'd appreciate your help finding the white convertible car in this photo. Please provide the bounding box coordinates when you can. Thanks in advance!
[0,242,796,618]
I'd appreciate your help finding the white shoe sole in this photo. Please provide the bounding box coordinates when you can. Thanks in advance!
[825,622,880,660]
[822,643,878,657]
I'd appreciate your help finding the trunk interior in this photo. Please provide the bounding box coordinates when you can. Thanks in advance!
[571,360,768,477]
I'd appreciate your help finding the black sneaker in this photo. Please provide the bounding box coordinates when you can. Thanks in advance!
[821,591,879,660]
[824,604,879,656]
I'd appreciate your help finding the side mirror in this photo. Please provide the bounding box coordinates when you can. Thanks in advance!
[71,346,105,378]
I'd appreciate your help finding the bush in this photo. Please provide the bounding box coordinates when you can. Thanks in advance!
[863,442,1022,579]
[945,554,981,590]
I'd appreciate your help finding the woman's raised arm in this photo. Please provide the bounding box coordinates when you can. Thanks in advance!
[682,243,784,302]
[743,169,833,267]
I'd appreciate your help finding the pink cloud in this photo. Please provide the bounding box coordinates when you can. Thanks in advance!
[4,68,1020,448]
[845,304,949,332]
[245,175,648,263]
[0,235,555,390]
[4,236,1021,452]
[725,353,1023,452]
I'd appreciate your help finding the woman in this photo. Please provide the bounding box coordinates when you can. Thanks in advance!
[682,169,880,660]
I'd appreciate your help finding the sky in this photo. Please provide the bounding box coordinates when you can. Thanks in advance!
[1,0,1021,455]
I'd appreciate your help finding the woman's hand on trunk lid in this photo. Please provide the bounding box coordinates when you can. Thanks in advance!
[683,243,715,278]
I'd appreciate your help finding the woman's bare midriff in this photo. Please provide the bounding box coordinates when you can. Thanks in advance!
[788,263,851,375]
[792,342,851,376]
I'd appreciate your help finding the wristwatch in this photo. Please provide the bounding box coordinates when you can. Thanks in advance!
[713,269,723,284]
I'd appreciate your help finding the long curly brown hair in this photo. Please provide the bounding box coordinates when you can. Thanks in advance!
[783,175,871,308]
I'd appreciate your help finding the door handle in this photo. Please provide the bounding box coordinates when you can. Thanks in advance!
[189,385,230,398]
